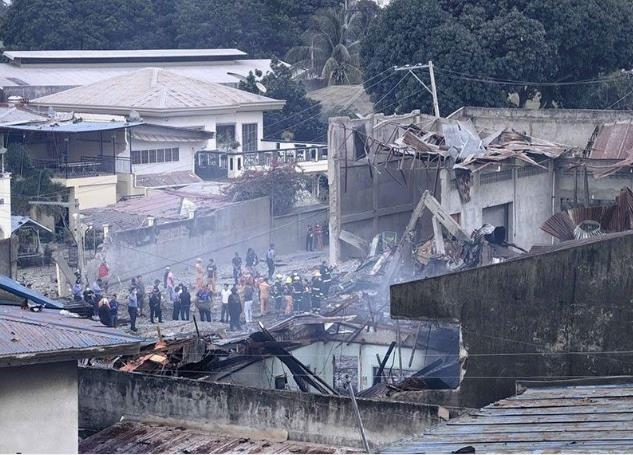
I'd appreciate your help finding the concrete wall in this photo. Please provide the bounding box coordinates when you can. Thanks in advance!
[271,204,327,255]
[391,231,633,408]
[56,174,118,210]
[328,112,436,263]
[441,163,555,250]
[79,367,441,449]
[556,162,633,207]
[453,106,633,147]
[0,236,18,278]
[0,361,78,453]
[94,197,271,283]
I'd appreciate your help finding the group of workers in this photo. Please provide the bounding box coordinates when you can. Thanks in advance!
[78,246,335,333]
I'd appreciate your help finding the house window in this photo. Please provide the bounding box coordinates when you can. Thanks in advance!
[217,124,236,150]
[242,123,258,152]
[131,147,180,166]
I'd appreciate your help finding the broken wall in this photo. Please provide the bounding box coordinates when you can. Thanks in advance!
[328,112,435,263]
[391,231,633,408]
[79,367,441,450]
[453,107,633,147]
[441,163,554,250]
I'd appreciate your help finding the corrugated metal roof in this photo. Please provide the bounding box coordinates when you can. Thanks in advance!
[80,189,229,231]
[590,121,633,160]
[132,123,213,143]
[4,49,247,61]
[10,215,52,234]
[30,68,284,114]
[0,275,63,309]
[79,420,361,453]
[135,170,203,188]
[381,381,633,453]
[0,106,47,126]
[0,305,140,366]
[0,59,273,87]
[5,120,142,133]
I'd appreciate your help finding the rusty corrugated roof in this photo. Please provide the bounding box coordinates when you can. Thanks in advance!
[381,380,633,453]
[0,305,140,366]
[79,421,361,454]
[590,121,633,160]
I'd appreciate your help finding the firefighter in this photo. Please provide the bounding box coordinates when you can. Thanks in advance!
[311,271,323,313]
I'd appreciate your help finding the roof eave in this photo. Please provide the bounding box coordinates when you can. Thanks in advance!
[29,101,286,117]
[0,342,141,368]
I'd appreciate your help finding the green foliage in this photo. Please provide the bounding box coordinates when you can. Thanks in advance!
[286,2,378,85]
[360,0,633,114]
[5,143,66,215]
[223,165,308,216]
[240,58,327,142]
[2,0,338,57]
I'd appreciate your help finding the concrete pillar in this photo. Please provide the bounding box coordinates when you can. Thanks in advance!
[0,173,11,240]
[328,123,341,265]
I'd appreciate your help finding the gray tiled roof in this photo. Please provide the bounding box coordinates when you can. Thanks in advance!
[30,68,284,114]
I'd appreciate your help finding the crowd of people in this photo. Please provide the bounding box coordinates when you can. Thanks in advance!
[81,242,335,333]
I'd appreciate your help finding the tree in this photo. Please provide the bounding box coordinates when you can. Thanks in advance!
[223,165,308,216]
[240,58,327,142]
[5,143,66,215]
[360,0,633,114]
[286,3,378,85]
[360,0,501,114]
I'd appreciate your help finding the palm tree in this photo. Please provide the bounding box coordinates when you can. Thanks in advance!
[286,7,365,85]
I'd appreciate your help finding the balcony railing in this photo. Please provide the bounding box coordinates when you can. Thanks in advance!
[32,155,131,179]
[196,145,328,179]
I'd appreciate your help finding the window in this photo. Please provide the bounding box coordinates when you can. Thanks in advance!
[242,123,258,152]
[131,147,180,166]
[217,124,236,150]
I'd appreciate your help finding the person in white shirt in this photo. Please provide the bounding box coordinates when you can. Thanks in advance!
[220,283,231,323]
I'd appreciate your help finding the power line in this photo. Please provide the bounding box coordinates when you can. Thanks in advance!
[433,67,631,87]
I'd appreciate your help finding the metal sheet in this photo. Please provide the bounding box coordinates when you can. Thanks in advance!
[380,382,633,453]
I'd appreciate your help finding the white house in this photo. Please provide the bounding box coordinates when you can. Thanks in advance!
[27,68,285,203]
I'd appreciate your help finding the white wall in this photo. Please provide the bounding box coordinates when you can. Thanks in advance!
[0,361,78,454]
[221,337,434,392]
[0,173,11,240]
[126,139,204,176]
[144,111,264,152]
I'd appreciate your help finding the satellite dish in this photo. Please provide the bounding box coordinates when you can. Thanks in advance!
[227,72,248,82]
[255,82,267,93]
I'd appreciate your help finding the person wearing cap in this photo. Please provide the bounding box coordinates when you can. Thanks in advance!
[228,286,242,331]
[320,261,333,296]
[292,275,304,313]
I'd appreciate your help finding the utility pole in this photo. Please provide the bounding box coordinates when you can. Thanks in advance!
[394,60,440,118]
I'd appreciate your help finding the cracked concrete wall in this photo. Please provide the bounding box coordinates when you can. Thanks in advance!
[79,367,441,449]
[390,231,633,408]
